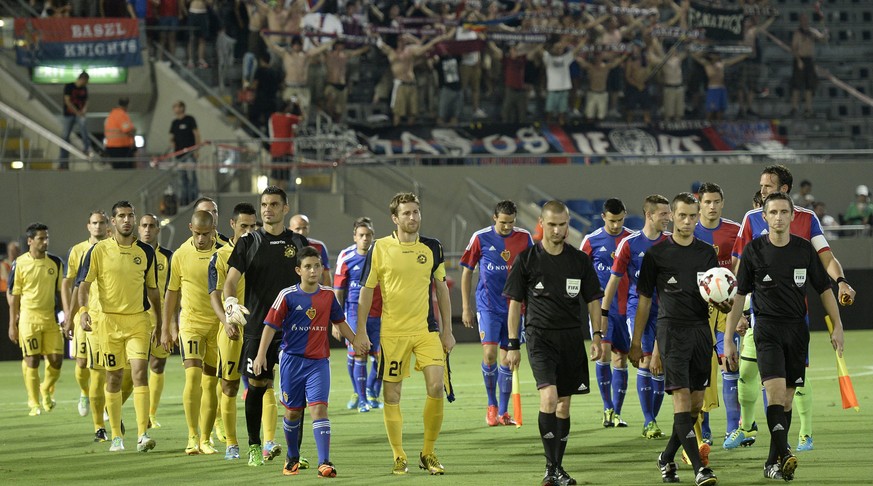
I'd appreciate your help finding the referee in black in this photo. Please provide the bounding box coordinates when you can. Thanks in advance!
[504,201,604,486]
[223,186,309,465]
[630,193,727,486]
[724,192,845,482]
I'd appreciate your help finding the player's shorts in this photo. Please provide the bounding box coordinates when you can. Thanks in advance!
[594,311,629,354]
[705,87,728,113]
[346,316,382,356]
[279,354,330,410]
[702,350,720,413]
[478,309,512,348]
[715,330,740,358]
[85,310,104,370]
[754,319,808,388]
[241,336,281,381]
[74,308,88,360]
[148,310,169,359]
[740,325,757,362]
[378,331,445,383]
[179,323,219,368]
[17,315,64,357]
[217,323,244,381]
[627,301,657,355]
[526,326,590,397]
[101,311,151,371]
[657,323,712,393]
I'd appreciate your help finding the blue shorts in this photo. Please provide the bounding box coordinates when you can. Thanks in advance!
[279,354,330,410]
[705,87,728,113]
[346,315,382,356]
[603,312,630,354]
[715,330,740,358]
[627,301,657,354]
[478,309,523,349]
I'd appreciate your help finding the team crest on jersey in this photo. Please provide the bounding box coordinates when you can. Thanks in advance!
[713,244,720,256]
[500,249,511,262]
[284,245,297,259]
[158,263,165,271]
[566,278,581,297]
[417,254,428,264]
[306,307,317,320]
[283,391,289,403]
[133,256,142,265]
[793,269,807,287]
[48,267,55,275]
[610,251,615,259]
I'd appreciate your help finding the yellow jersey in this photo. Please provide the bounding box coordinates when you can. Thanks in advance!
[69,239,104,312]
[208,240,245,304]
[10,252,63,323]
[81,238,157,315]
[168,238,221,328]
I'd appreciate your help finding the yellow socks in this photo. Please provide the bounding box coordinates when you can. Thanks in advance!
[422,396,444,455]
[105,390,123,439]
[200,375,219,443]
[221,393,238,446]
[383,402,405,460]
[133,386,150,436]
[262,388,278,443]
[694,415,704,447]
[183,366,203,438]
[89,369,106,429]
[75,365,90,397]
[42,364,61,399]
[23,365,40,408]
[149,371,165,417]
[121,367,133,404]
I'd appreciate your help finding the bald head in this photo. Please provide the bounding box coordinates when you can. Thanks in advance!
[190,211,215,250]
[289,214,310,236]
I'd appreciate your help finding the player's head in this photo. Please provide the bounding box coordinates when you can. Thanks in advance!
[643,194,671,232]
[697,182,724,223]
[190,210,215,250]
[111,201,136,237]
[295,246,323,285]
[5,241,21,260]
[752,190,763,209]
[762,192,794,234]
[389,192,421,235]
[87,210,109,239]
[760,165,793,197]
[231,203,258,241]
[260,186,289,225]
[670,192,700,238]
[194,197,219,223]
[353,217,375,253]
[138,213,160,246]
[493,200,517,236]
[289,214,310,236]
[25,222,49,255]
[601,198,626,236]
[540,200,569,246]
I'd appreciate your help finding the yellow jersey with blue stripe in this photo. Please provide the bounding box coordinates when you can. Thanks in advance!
[208,241,245,303]
[81,238,157,315]
[169,238,221,328]
[10,252,63,324]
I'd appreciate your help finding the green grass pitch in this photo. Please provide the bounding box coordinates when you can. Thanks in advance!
[1,330,871,484]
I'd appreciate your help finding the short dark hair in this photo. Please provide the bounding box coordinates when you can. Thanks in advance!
[78,71,90,80]
[753,190,764,208]
[541,200,568,216]
[111,200,134,216]
[800,179,812,188]
[602,198,626,215]
[232,203,257,219]
[26,222,48,239]
[671,192,699,211]
[297,246,321,264]
[174,100,186,111]
[697,182,724,200]
[389,192,420,216]
[761,165,793,192]
[643,194,670,215]
[118,97,130,108]
[763,192,794,212]
[353,217,373,232]
[262,186,288,205]
[493,200,517,217]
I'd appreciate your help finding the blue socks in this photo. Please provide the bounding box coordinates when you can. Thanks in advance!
[596,361,614,410]
[346,355,355,393]
[284,417,301,460]
[652,374,665,419]
[313,418,331,464]
[354,359,367,404]
[366,355,381,398]
[722,371,740,433]
[482,362,498,408]
[637,368,654,425]
[497,365,512,416]
[612,367,628,414]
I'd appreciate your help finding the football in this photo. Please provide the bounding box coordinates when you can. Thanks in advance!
[698,267,738,304]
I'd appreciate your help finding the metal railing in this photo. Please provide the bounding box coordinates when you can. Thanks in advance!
[0,100,89,165]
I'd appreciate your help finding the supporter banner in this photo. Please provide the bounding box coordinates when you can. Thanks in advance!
[355,122,783,158]
[14,18,142,67]
[687,1,745,41]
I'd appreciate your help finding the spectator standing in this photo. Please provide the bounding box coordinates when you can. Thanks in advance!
[60,71,91,169]
[488,42,534,124]
[323,40,369,123]
[262,34,332,120]
[155,0,185,61]
[577,51,630,122]
[434,53,462,126]
[267,102,302,189]
[455,9,487,119]
[844,185,873,227]
[187,0,212,68]
[104,98,136,169]
[738,15,775,118]
[169,100,202,206]
[248,54,282,132]
[647,39,685,122]
[1,241,21,295]
[790,13,827,117]
[623,43,653,124]
[534,40,584,125]
[692,50,748,121]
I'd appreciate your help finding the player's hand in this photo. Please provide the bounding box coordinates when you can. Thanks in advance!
[506,349,521,370]
[712,298,732,314]
[352,331,371,354]
[8,324,17,344]
[736,315,750,336]
[723,341,739,372]
[62,316,74,340]
[80,312,92,332]
[628,342,643,368]
[838,281,855,306]
[224,321,241,341]
[224,297,250,326]
[461,308,475,329]
[830,325,844,357]
[441,332,456,354]
[252,354,267,376]
[650,348,663,376]
[331,325,342,342]
[589,335,602,361]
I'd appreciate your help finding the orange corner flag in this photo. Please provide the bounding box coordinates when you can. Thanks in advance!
[825,316,860,411]
[511,368,523,428]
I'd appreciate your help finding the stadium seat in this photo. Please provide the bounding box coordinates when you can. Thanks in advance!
[566,199,596,217]
[624,215,645,231]
[592,199,608,213]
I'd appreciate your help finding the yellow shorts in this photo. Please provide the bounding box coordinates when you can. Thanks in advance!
[18,316,64,357]
[73,309,88,360]
[86,309,104,370]
[180,323,219,368]
[148,310,169,359]
[702,351,720,412]
[217,323,244,381]
[709,306,726,334]
[379,332,444,383]
[102,312,151,370]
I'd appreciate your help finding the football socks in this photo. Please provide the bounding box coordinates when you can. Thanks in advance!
[262,389,278,443]
[245,385,267,446]
[422,396,444,455]
[383,403,405,460]
[497,365,512,416]
[612,367,628,415]
[183,367,203,438]
[148,371,165,417]
[313,418,331,464]
[200,375,219,443]
[283,417,301,460]
[481,362,498,408]
[637,368,654,426]
[133,386,150,436]
[596,361,614,410]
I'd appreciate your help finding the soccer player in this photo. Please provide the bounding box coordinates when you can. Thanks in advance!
[8,223,64,416]
[334,217,385,413]
[504,200,604,486]
[693,183,741,446]
[208,202,258,460]
[460,200,533,427]
[79,201,162,452]
[254,246,362,477]
[62,211,110,418]
[729,165,855,451]
[353,192,455,476]
[194,197,232,245]
[137,213,173,430]
[631,192,726,486]
[724,191,846,481]
[289,214,331,285]
[600,195,671,438]
[162,210,222,455]
[223,187,309,466]
[581,198,632,428]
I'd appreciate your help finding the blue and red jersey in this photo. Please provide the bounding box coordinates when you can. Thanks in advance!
[694,218,741,269]
[333,244,382,318]
[612,230,670,307]
[460,226,534,314]
[732,206,830,259]
[581,226,632,314]
[264,284,345,359]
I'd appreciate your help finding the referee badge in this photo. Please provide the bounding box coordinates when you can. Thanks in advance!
[793,269,807,287]
[566,278,581,297]
[306,307,317,320]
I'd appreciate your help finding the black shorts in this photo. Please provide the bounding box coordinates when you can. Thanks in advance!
[754,319,808,388]
[241,336,280,381]
[791,57,817,92]
[526,326,590,397]
[657,323,712,393]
